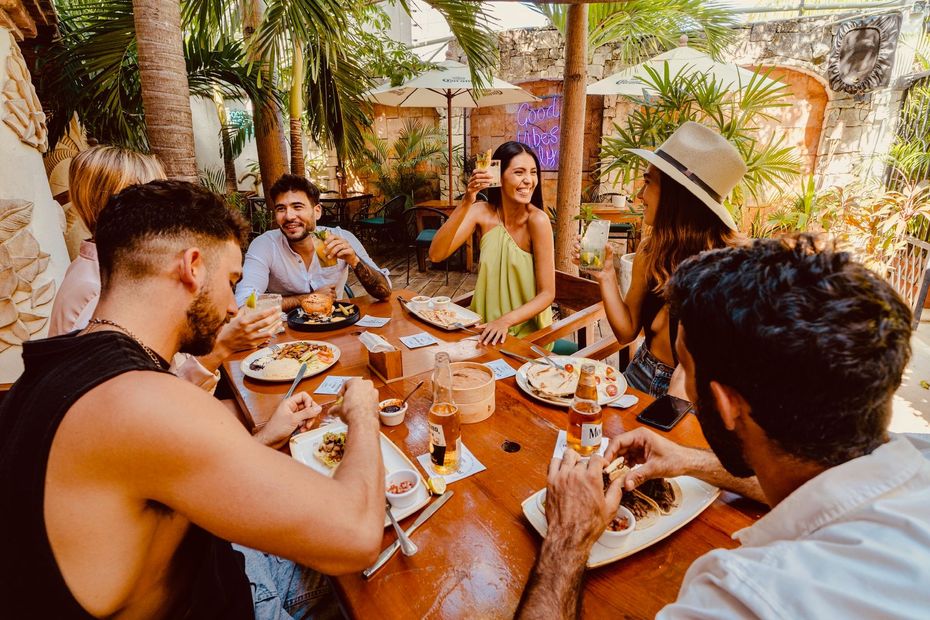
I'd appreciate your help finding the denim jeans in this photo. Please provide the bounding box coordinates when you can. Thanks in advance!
[623,344,674,397]
[234,544,342,620]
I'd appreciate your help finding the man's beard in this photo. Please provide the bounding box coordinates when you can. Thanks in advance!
[281,221,310,242]
[180,288,227,356]
[694,383,755,478]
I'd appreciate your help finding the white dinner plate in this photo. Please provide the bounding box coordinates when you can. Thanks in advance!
[515,356,626,407]
[290,421,430,528]
[522,476,720,567]
[240,340,341,382]
[401,299,482,331]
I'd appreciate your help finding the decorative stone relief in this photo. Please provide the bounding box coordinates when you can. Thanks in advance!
[827,14,902,96]
[0,199,55,351]
[2,33,48,152]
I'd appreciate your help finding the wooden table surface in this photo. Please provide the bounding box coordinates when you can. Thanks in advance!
[222,290,765,619]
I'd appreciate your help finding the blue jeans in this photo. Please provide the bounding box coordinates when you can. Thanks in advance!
[624,344,674,397]
[234,545,342,620]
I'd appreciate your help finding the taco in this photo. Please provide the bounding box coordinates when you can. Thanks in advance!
[636,478,682,515]
[620,490,660,530]
[526,364,577,398]
[315,431,346,469]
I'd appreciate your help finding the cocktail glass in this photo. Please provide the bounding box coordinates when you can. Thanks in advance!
[579,220,611,271]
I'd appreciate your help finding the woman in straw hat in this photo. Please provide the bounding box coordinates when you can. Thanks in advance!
[575,122,747,397]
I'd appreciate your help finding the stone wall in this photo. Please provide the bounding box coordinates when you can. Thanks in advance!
[449,8,924,201]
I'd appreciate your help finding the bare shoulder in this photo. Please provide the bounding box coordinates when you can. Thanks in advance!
[62,371,248,459]
[527,207,553,229]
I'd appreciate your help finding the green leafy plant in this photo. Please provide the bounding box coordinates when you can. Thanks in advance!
[533,0,737,63]
[574,203,601,236]
[599,65,801,225]
[355,120,445,210]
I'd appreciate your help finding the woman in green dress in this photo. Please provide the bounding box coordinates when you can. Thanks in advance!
[429,141,555,345]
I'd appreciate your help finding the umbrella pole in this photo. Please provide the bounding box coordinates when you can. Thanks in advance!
[447,94,454,208]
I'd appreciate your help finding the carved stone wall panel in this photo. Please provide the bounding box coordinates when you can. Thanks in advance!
[2,33,47,152]
[0,199,55,352]
[827,14,902,95]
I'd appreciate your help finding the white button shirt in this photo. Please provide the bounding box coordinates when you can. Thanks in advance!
[235,226,390,306]
[659,434,930,619]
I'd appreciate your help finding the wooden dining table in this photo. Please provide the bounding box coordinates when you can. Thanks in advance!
[222,290,765,619]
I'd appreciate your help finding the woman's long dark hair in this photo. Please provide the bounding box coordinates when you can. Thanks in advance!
[640,169,741,291]
[483,141,545,211]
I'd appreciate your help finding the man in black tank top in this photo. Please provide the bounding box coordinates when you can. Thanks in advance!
[0,181,386,618]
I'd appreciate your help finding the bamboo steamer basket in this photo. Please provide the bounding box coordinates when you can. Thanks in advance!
[444,362,496,424]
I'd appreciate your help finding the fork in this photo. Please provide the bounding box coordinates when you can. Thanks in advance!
[451,322,483,336]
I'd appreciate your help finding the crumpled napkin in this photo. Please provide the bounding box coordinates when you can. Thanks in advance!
[359,331,395,353]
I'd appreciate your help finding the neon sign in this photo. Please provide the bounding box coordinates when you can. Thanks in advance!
[515,96,561,171]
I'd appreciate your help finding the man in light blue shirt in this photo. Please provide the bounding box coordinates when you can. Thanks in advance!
[235,174,392,310]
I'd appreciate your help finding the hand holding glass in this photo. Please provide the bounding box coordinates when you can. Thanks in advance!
[579,220,611,271]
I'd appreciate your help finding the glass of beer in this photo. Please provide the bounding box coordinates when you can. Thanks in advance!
[567,399,603,457]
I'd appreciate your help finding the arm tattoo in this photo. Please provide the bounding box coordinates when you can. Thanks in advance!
[353,261,391,300]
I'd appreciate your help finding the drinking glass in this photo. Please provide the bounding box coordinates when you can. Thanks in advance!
[580,220,611,271]
[253,293,284,334]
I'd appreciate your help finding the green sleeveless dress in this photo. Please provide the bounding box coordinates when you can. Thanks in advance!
[471,224,553,339]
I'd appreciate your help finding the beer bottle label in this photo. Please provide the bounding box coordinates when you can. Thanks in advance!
[581,422,603,447]
[429,421,446,447]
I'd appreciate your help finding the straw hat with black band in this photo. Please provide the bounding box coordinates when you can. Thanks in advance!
[627,121,747,231]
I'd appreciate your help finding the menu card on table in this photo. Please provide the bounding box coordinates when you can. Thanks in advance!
[485,359,517,380]
[399,332,439,349]
[356,315,391,328]
[314,376,352,395]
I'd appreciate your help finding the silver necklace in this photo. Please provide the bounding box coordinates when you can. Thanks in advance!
[87,318,165,368]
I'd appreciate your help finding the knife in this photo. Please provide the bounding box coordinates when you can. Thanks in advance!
[362,490,454,579]
[500,349,547,366]
[529,344,566,370]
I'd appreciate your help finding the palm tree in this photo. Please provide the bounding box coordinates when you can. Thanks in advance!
[532,0,738,269]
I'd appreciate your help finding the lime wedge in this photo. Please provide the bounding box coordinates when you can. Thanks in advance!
[427,476,447,495]
[246,291,257,309]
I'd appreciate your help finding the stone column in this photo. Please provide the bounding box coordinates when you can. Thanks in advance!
[0,30,69,382]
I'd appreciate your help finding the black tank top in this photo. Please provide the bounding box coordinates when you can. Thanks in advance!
[0,330,254,619]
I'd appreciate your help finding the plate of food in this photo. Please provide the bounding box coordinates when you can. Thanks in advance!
[240,340,340,381]
[290,421,430,527]
[399,296,481,331]
[515,357,626,407]
[523,459,719,567]
[287,293,360,332]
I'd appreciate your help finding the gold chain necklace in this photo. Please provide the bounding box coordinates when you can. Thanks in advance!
[87,318,165,368]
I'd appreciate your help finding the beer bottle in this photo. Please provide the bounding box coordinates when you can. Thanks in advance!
[567,363,602,456]
[428,352,461,474]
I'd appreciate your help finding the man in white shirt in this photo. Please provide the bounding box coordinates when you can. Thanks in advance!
[235,174,391,310]
[517,234,930,619]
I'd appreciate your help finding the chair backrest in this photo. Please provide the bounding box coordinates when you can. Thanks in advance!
[343,283,355,298]
[378,195,407,221]
[402,207,448,245]
[888,235,930,329]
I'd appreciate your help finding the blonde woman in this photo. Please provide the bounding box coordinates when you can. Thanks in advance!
[49,146,279,392]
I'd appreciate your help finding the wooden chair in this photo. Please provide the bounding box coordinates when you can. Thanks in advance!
[888,235,930,329]
[453,270,626,362]
[354,195,405,247]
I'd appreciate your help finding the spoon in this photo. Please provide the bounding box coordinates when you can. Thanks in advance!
[402,380,425,404]
[385,504,418,556]
[451,322,482,336]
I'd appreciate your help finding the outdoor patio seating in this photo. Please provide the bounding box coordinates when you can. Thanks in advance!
[401,206,461,285]
[354,195,405,247]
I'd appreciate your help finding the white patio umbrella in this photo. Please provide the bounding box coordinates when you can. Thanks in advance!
[366,60,539,206]
[587,44,782,97]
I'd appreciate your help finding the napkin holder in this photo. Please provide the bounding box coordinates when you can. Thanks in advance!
[368,348,403,381]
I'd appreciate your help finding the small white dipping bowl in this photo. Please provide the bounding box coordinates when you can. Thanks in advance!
[430,296,451,310]
[599,505,636,548]
[410,295,431,311]
[385,469,421,509]
[378,398,408,427]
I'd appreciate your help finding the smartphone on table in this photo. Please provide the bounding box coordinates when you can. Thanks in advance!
[636,395,693,432]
